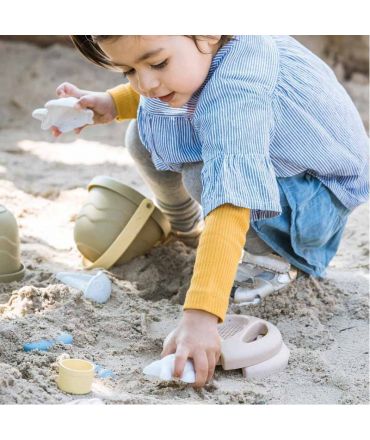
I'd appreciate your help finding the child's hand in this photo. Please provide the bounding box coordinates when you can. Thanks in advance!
[161,309,221,388]
[51,82,117,137]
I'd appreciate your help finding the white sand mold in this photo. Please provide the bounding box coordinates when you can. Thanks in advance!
[56,271,111,303]
[32,97,94,133]
[143,354,196,384]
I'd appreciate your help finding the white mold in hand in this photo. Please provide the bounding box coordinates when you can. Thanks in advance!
[143,354,196,383]
[32,97,94,133]
[56,270,111,303]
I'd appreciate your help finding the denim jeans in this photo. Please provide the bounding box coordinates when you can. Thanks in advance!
[251,172,352,276]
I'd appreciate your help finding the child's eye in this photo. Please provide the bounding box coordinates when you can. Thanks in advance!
[122,69,134,78]
[121,60,167,78]
[151,60,168,70]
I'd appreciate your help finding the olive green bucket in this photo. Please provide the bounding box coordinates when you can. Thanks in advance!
[74,176,171,269]
[0,205,25,283]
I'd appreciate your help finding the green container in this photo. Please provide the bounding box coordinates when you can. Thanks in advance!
[0,205,25,283]
[74,176,171,269]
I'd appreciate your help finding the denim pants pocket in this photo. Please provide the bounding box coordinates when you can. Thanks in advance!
[293,179,350,250]
[251,173,351,277]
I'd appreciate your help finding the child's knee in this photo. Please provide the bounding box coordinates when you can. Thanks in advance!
[125,120,147,158]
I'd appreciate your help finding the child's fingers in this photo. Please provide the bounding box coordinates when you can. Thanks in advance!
[192,351,208,388]
[206,352,217,384]
[51,126,62,137]
[56,82,85,98]
[75,95,97,110]
[74,125,88,135]
[160,334,176,358]
[173,346,190,379]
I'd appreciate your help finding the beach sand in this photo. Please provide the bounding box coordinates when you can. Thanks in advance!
[0,39,368,404]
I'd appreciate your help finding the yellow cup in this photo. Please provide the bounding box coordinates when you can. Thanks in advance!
[56,359,95,394]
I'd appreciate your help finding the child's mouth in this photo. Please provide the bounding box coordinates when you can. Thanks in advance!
[158,92,175,103]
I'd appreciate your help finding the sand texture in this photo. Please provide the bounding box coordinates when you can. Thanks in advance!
[0,39,368,404]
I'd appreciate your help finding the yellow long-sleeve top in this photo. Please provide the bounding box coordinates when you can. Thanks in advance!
[107,84,251,322]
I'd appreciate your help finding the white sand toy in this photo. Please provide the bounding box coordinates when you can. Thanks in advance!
[143,314,289,383]
[143,353,196,383]
[32,97,94,133]
[56,270,111,303]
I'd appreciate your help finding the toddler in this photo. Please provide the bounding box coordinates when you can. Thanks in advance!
[52,35,369,387]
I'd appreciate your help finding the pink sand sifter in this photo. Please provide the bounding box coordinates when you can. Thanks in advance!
[218,314,289,379]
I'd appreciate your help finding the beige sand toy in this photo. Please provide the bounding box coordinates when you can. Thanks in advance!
[74,176,171,269]
[144,314,289,383]
[217,315,289,379]
[0,205,25,283]
[32,97,94,133]
[56,358,95,395]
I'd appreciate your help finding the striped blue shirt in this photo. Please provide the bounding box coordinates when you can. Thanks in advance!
[137,35,369,220]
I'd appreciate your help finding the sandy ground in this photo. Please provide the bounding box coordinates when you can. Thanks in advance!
[0,40,368,404]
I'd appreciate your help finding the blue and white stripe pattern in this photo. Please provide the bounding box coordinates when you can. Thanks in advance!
[137,35,369,220]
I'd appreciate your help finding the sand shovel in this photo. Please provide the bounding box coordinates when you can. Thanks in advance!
[56,271,111,303]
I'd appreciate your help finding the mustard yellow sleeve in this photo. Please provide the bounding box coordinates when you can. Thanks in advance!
[183,204,250,322]
[106,83,140,121]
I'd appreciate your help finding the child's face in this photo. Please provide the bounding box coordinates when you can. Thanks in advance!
[99,36,221,108]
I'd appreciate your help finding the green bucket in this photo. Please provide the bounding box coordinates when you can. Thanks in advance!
[0,205,25,283]
[74,176,171,269]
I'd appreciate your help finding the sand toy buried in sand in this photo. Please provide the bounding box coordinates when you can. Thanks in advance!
[23,332,73,352]
[32,97,94,133]
[144,315,289,383]
[56,270,111,303]
[0,205,25,283]
[74,176,171,269]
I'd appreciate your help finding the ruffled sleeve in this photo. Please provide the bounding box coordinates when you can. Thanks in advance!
[193,36,282,220]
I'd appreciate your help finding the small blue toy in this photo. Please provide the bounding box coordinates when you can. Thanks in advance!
[23,333,73,352]
[94,364,115,379]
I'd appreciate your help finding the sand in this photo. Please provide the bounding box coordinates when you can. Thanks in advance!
[0,39,368,404]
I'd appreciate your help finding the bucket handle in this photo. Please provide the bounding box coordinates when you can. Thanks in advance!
[82,198,156,270]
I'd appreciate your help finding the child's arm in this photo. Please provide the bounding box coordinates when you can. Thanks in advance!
[51,82,139,137]
[107,83,140,121]
[184,203,250,320]
[162,203,250,387]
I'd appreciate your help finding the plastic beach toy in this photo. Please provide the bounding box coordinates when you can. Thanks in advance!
[56,358,95,395]
[32,97,94,133]
[56,270,111,303]
[150,314,290,383]
[23,332,73,352]
[94,364,115,379]
[0,205,25,283]
[217,315,289,378]
[143,353,196,383]
[242,342,290,380]
[74,176,171,269]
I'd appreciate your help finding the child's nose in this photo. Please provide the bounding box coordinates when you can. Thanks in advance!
[137,72,160,95]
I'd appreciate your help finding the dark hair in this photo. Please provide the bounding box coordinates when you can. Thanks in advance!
[70,35,234,70]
